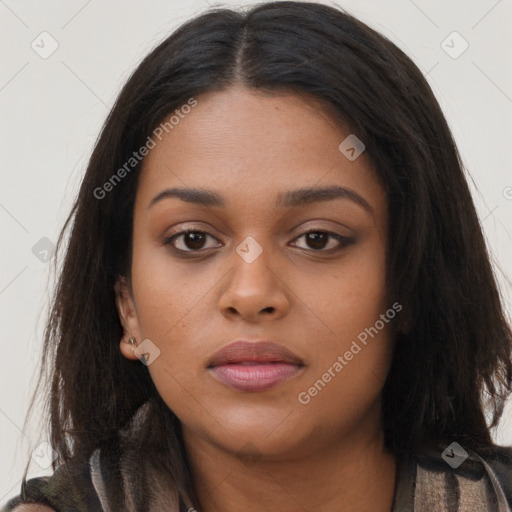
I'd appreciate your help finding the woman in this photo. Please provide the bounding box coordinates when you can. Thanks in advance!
[3,2,511,511]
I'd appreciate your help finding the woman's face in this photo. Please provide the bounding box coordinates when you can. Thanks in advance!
[116,84,394,460]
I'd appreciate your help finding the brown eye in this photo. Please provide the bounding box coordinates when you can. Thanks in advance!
[304,232,330,250]
[165,231,221,252]
[291,231,354,252]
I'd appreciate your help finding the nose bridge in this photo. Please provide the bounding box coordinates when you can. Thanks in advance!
[218,233,289,319]
[231,233,275,289]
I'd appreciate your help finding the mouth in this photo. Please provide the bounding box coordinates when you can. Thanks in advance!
[206,340,304,392]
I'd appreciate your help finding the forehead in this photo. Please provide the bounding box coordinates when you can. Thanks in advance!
[135,85,384,213]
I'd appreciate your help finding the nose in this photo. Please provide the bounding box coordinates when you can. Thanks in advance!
[218,239,290,323]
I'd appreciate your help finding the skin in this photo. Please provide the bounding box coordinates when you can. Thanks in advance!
[116,84,397,512]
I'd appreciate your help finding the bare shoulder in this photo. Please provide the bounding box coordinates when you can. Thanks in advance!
[12,505,56,512]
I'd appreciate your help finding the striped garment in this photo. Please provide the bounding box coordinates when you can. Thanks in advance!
[2,441,511,511]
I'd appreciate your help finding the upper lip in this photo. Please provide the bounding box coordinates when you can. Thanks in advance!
[207,340,304,368]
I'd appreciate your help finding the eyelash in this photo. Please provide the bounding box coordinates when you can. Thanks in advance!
[163,228,354,256]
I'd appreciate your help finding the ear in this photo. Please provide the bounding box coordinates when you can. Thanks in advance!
[114,275,141,361]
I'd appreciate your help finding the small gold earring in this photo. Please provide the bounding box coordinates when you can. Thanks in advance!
[128,337,136,350]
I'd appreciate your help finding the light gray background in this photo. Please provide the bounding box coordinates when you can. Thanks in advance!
[1,0,511,504]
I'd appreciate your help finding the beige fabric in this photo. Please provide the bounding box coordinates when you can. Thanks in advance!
[413,450,511,512]
[414,466,450,512]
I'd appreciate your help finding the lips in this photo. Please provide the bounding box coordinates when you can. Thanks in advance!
[207,340,304,367]
[207,340,304,392]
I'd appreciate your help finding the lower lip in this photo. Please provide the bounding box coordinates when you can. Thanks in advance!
[208,363,302,392]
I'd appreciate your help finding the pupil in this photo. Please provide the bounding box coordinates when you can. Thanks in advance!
[186,232,205,250]
[307,233,327,250]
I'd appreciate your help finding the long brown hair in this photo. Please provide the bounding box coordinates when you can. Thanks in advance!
[20,2,512,510]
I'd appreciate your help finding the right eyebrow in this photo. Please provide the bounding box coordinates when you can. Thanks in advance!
[148,187,224,209]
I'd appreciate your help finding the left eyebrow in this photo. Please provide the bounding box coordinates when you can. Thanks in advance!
[148,185,373,213]
[276,185,373,213]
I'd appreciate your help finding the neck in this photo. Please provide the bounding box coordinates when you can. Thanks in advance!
[183,421,397,512]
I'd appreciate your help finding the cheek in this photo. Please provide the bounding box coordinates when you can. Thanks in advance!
[295,265,394,436]
[300,235,391,388]
[129,239,216,404]
[310,237,388,344]
[130,235,209,337]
